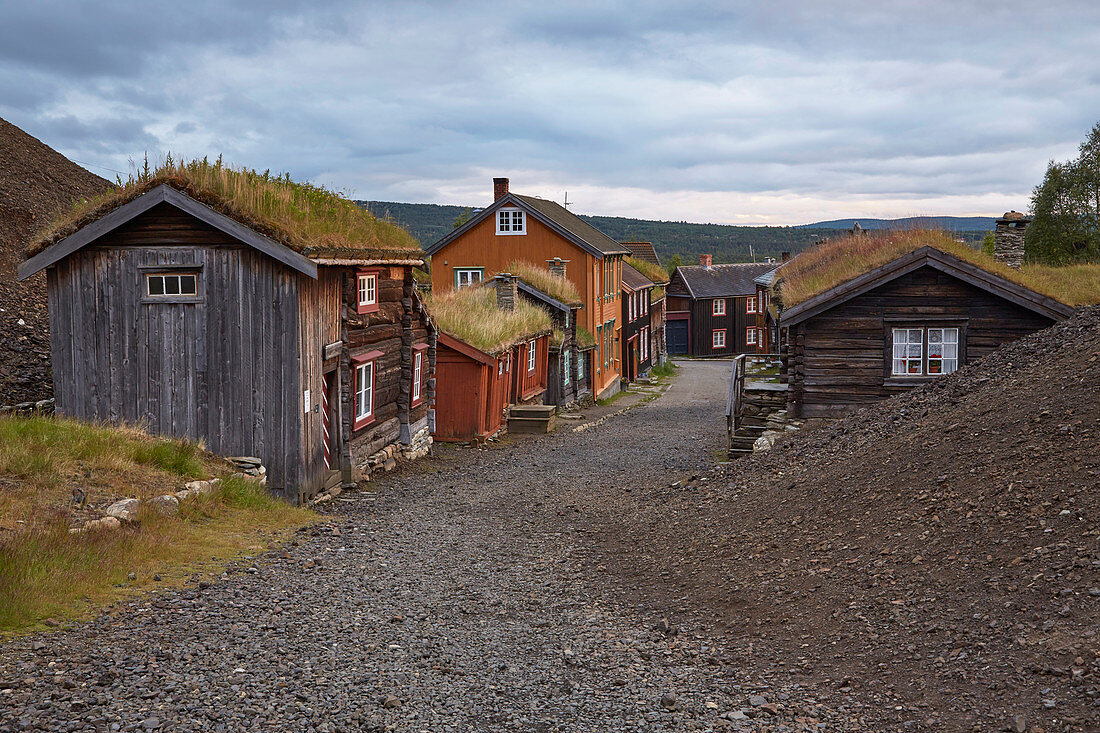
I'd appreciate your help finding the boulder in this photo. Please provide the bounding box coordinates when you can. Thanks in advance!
[84,516,121,532]
[105,498,140,523]
[148,495,180,517]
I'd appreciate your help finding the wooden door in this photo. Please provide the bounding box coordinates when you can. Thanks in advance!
[321,371,341,490]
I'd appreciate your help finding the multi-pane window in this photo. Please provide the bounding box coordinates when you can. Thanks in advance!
[563,350,571,386]
[712,329,726,348]
[357,272,378,312]
[927,328,959,374]
[412,351,423,403]
[713,299,726,316]
[892,328,925,375]
[455,268,483,289]
[746,327,757,346]
[146,272,197,297]
[496,208,525,234]
[578,352,585,380]
[528,339,536,372]
[746,297,757,314]
[355,361,374,424]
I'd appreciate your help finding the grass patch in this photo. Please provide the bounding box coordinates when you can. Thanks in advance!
[427,284,551,354]
[777,229,1100,307]
[0,417,315,633]
[625,256,670,285]
[507,260,582,304]
[597,389,631,407]
[28,156,421,261]
[650,360,679,379]
[576,327,596,350]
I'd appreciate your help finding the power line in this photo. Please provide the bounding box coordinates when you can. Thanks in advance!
[71,159,126,176]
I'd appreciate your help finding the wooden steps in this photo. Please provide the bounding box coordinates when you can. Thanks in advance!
[507,404,557,434]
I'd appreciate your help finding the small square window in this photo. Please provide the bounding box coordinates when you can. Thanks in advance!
[455,268,483,289]
[146,272,199,300]
[357,272,379,314]
[746,297,756,314]
[712,329,726,349]
[496,208,526,235]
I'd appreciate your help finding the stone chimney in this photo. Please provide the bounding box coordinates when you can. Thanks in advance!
[546,257,569,278]
[493,177,510,201]
[781,251,791,262]
[495,273,518,311]
[699,254,713,269]
[993,211,1029,269]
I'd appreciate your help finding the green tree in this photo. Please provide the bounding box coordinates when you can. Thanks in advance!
[665,253,682,276]
[452,207,473,229]
[1027,123,1100,264]
[980,231,995,256]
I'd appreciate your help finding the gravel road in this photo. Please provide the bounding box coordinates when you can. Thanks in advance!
[2,361,843,732]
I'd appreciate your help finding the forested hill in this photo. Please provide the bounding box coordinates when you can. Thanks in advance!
[359,200,986,265]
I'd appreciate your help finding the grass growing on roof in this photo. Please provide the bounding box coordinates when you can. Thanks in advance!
[507,260,582,305]
[625,256,670,285]
[777,229,1100,307]
[27,156,422,259]
[576,327,596,349]
[427,285,551,354]
[0,416,315,632]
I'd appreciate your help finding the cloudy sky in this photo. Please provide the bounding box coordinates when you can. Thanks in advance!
[2,1,1099,225]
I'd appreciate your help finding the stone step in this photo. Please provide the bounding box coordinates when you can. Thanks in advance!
[507,415,555,434]
[508,404,557,419]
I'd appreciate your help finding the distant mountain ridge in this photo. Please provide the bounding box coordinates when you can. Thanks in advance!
[358,200,989,265]
[797,216,998,231]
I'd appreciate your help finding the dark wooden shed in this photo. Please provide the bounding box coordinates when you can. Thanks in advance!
[19,175,435,504]
[779,246,1074,418]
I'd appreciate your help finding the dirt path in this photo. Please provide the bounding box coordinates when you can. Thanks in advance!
[1,361,853,732]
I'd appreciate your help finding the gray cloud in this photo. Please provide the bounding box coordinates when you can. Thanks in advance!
[1,0,1098,224]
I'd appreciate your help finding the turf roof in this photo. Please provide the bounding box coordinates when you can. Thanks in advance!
[507,260,582,305]
[776,229,1100,308]
[26,159,422,262]
[624,256,669,285]
[426,284,551,355]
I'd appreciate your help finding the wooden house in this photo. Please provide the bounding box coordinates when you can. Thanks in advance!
[428,276,551,442]
[621,262,656,382]
[18,170,434,504]
[425,177,629,400]
[666,255,778,357]
[622,241,661,267]
[512,270,585,406]
[777,244,1074,418]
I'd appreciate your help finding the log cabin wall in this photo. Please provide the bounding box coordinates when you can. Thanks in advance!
[690,296,754,357]
[786,266,1056,418]
[46,203,305,499]
[296,267,342,503]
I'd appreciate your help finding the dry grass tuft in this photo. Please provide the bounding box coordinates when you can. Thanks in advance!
[427,285,551,354]
[778,229,1100,307]
[625,256,670,285]
[0,416,314,632]
[576,327,597,349]
[27,157,421,260]
[507,260,582,305]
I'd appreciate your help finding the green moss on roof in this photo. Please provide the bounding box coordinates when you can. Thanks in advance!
[27,158,422,261]
[427,285,551,355]
[778,229,1100,307]
[576,327,596,350]
[507,260,582,305]
[625,256,669,285]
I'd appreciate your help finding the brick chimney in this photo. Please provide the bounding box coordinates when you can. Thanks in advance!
[546,257,569,278]
[993,211,1029,269]
[699,254,713,269]
[495,273,518,311]
[781,251,791,262]
[493,177,509,201]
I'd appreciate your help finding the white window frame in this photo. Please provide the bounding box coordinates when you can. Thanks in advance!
[527,339,536,372]
[712,329,726,349]
[355,362,374,422]
[891,328,925,376]
[563,350,571,385]
[713,299,726,316]
[455,268,483,290]
[496,207,526,235]
[746,327,757,346]
[358,273,377,308]
[746,297,757,314]
[412,351,423,402]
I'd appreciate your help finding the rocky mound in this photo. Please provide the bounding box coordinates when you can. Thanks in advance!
[587,307,1100,730]
[0,117,110,404]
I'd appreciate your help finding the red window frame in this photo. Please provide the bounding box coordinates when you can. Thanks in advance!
[411,343,428,407]
[356,269,382,314]
[712,299,726,316]
[746,297,757,314]
[712,329,726,349]
[352,349,383,430]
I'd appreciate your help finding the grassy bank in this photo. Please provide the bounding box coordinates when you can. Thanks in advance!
[0,416,314,633]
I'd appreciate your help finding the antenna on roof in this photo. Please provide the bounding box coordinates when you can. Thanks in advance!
[563,192,572,209]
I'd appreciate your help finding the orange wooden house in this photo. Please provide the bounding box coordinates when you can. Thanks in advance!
[426,178,629,400]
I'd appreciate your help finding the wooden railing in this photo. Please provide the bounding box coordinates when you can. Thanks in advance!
[726,353,782,447]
